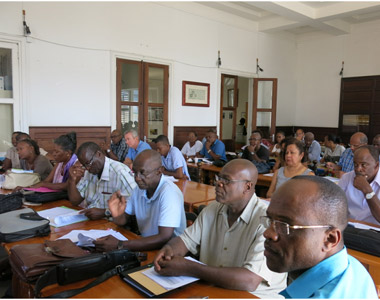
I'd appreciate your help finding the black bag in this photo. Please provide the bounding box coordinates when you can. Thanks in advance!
[0,192,23,214]
[24,191,68,203]
[34,249,141,298]
[0,208,50,243]
[344,224,380,257]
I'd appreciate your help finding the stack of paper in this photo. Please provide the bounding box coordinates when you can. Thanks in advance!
[58,229,128,246]
[37,206,88,227]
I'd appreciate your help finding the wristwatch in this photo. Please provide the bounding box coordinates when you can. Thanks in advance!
[117,240,124,250]
[366,191,376,200]
[250,151,255,155]
[207,149,212,153]
[107,149,111,153]
[105,209,112,219]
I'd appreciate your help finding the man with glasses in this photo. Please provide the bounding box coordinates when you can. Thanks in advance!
[67,142,136,220]
[242,130,270,173]
[339,145,380,225]
[100,129,129,162]
[326,132,367,178]
[263,175,376,298]
[153,159,286,297]
[93,149,186,252]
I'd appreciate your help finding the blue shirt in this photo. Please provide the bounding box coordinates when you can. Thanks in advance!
[337,148,354,173]
[162,146,190,179]
[125,175,186,237]
[200,139,227,162]
[280,247,377,299]
[126,140,151,161]
[308,140,321,163]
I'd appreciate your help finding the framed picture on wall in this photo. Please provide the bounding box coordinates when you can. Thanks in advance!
[182,81,210,107]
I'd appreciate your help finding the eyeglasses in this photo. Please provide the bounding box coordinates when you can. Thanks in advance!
[249,138,260,141]
[260,216,332,236]
[349,143,364,149]
[83,152,97,169]
[215,174,250,186]
[111,134,121,138]
[129,167,160,179]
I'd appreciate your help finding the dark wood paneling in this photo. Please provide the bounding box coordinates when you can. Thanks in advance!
[29,126,111,155]
[342,79,374,90]
[342,91,373,102]
[173,126,216,150]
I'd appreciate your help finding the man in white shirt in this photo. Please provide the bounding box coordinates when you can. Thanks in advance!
[339,145,380,225]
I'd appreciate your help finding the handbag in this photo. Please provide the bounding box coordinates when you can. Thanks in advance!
[34,249,141,298]
[0,192,23,214]
[2,170,41,189]
[0,208,50,243]
[344,224,380,257]
[24,191,69,203]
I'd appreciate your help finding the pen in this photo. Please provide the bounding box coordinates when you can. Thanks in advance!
[102,192,112,195]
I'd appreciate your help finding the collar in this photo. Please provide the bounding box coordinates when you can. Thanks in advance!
[142,174,165,204]
[282,247,348,298]
[99,157,111,182]
[219,193,259,225]
[372,168,380,187]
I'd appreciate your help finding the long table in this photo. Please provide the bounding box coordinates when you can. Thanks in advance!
[1,198,255,298]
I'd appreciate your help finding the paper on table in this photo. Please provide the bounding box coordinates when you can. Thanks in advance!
[142,256,203,290]
[348,221,380,231]
[11,168,33,173]
[37,206,88,227]
[24,187,62,193]
[263,173,274,177]
[58,229,128,244]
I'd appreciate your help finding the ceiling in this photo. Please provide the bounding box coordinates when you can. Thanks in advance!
[197,1,380,35]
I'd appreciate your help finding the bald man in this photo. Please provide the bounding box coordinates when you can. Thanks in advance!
[327,132,368,178]
[94,149,186,252]
[263,176,376,298]
[153,159,286,297]
[304,132,321,163]
[100,129,129,162]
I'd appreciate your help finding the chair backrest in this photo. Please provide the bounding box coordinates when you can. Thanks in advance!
[185,212,198,227]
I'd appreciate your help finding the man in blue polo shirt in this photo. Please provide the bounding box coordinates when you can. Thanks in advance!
[94,149,186,252]
[123,129,151,169]
[262,175,377,298]
[154,135,190,180]
[197,129,227,162]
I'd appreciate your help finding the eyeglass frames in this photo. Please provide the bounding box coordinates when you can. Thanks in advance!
[129,167,160,179]
[83,152,97,169]
[215,174,250,186]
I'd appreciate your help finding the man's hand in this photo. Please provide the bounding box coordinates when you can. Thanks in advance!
[108,191,126,218]
[100,141,111,153]
[153,244,175,271]
[246,145,255,153]
[354,174,372,194]
[155,256,192,276]
[80,208,106,220]
[93,235,120,252]
[205,141,212,151]
[69,163,85,181]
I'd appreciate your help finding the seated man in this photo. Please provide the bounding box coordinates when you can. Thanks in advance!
[153,159,287,297]
[304,132,321,163]
[327,132,367,178]
[100,129,129,162]
[197,129,227,163]
[241,130,270,173]
[94,149,186,251]
[154,135,190,180]
[181,131,203,160]
[123,129,151,169]
[263,175,377,298]
[373,134,380,150]
[67,142,136,220]
[339,145,380,225]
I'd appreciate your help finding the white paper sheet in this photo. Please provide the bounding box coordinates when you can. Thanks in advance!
[58,229,128,245]
[348,221,380,231]
[37,206,88,227]
[142,256,203,290]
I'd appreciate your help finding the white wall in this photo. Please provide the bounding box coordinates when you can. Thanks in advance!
[295,19,380,128]
[0,2,298,142]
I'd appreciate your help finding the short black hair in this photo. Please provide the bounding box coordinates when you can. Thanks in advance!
[252,130,263,139]
[17,139,40,156]
[291,175,348,230]
[325,134,342,144]
[77,142,100,157]
[154,135,169,145]
[16,132,31,142]
[54,132,77,154]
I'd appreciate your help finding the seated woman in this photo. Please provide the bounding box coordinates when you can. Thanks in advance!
[266,138,314,198]
[320,134,345,164]
[272,137,289,172]
[30,132,78,190]
[17,139,53,181]
[2,131,22,171]
[181,131,203,160]
[270,131,285,157]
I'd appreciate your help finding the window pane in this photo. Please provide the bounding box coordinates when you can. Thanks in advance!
[257,112,272,138]
[0,104,13,153]
[0,48,13,98]
[222,110,235,139]
[148,67,164,104]
[223,77,235,108]
[121,63,139,103]
[148,107,163,140]
[121,105,139,133]
[257,81,273,109]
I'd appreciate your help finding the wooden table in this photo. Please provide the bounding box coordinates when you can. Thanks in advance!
[2,198,255,298]
[175,179,216,212]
